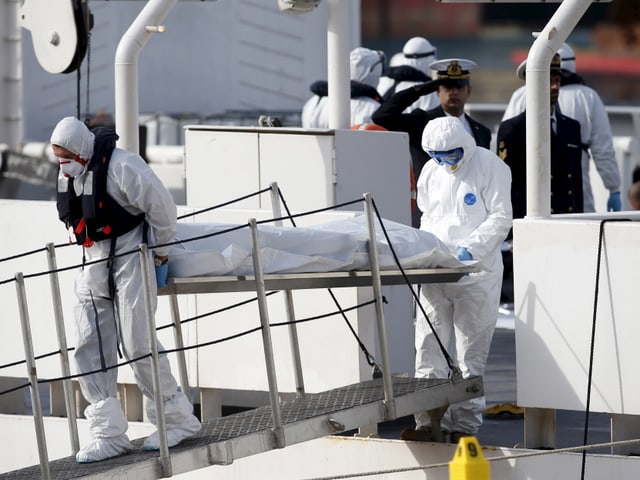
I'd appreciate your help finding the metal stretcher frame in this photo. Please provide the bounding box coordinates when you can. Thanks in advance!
[155,192,480,452]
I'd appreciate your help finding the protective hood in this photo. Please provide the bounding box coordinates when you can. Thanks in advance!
[350,47,383,88]
[50,116,95,160]
[401,36,437,75]
[558,42,576,73]
[421,116,476,173]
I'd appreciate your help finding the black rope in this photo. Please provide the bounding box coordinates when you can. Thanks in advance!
[371,198,458,376]
[75,62,81,119]
[156,291,279,331]
[84,4,91,121]
[2,298,375,393]
[177,187,273,220]
[581,218,631,479]
[0,348,72,371]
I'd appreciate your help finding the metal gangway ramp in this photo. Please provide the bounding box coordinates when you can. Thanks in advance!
[0,375,482,479]
[2,193,482,479]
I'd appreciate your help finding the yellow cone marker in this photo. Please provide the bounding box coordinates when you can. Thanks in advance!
[449,436,490,480]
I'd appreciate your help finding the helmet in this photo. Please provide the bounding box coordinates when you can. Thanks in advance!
[401,37,437,75]
[557,43,576,73]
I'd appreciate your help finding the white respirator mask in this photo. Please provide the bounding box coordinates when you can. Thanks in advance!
[58,156,88,178]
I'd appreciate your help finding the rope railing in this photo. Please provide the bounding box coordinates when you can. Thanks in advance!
[0,296,377,396]
[0,186,390,399]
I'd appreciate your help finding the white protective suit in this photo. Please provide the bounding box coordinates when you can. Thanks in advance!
[51,117,200,462]
[377,36,439,113]
[301,47,383,128]
[414,116,512,435]
[502,44,621,213]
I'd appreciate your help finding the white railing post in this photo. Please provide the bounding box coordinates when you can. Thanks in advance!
[363,194,396,420]
[15,272,51,480]
[46,243,80,454]
[168,293,191,401]
[138,244,172,477]
[249,218,285,448]
[269,182,305,398]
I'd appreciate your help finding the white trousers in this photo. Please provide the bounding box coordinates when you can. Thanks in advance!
[413,269,502,434]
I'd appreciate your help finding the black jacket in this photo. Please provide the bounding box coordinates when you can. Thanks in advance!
[497,109,583,220]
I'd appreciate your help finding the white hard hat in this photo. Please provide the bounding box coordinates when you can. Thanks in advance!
[401,37,437,75]
[389,52,404,67]
[402,37,436,58]
[50,116,94,159]
[558,43,576,73]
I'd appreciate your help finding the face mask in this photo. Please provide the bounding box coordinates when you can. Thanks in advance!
[58,156,88,178]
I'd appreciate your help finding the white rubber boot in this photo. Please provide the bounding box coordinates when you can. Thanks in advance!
[143,392,201,451]
[76,397,133,463]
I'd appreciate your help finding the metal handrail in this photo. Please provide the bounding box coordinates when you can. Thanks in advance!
[46,243,80,454]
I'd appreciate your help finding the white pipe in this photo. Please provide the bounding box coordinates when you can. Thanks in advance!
[0,0,23,151]
[525,0,592,218]
[327,0,350,130]
[114,0,177,153]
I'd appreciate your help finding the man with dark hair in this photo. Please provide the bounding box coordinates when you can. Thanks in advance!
[497,54,584,220]
[502,42,621,213]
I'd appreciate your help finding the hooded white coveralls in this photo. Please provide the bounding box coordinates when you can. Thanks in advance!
[414,116,512,434]
[51,117,200,462]
[301,47,383,128]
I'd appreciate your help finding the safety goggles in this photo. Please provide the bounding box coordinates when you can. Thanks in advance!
[426,147,464,166]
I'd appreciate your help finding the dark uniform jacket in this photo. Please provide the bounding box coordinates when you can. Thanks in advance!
[496,109,583,220]
[371,86,492,183]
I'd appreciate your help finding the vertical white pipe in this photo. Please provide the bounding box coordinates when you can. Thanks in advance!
[525,0,592,218]
[0,0,23,150]
[115,0,177,153]
[327,0,350,129]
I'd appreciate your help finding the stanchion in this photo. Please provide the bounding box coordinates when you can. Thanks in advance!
[15,272,51,480]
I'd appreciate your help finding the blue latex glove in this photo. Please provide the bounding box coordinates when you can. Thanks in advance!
[607,191,621,212]
[155,263,169,289]
[456,247,473,261]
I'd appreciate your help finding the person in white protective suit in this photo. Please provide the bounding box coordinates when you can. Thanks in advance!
[377,36,439,113]
[50,117,201,463]
[400,116,512,443]
[502,42,622,213]
[301,47,384,128]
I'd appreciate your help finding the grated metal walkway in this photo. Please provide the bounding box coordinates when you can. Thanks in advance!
[0,375,482,479]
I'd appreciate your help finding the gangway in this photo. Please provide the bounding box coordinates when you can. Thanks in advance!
[2,192,482,479]
[0,375,481,479]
